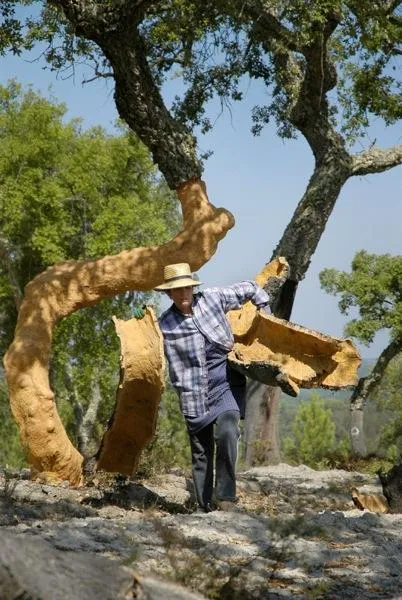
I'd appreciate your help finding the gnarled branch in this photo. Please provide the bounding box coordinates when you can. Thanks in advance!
[351,144,402,176]
[3,180,234,485]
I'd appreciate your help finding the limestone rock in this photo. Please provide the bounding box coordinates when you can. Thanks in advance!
[0,530,134,600]
[1,465,401,599]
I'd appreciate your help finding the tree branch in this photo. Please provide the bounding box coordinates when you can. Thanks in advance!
[241,0,299,51]
[49,0,157,34]
[51,0,201,187]
[350,338,402,410]
[352,144,402,176]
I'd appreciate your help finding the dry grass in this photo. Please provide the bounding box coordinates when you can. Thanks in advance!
[236,486,276,514]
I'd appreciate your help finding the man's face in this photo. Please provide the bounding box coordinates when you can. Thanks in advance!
[169,286,194,314]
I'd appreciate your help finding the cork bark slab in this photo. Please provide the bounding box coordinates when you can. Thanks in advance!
[96,308,165,476]
[228,311,361,397]
[226,257,361,397]
[227,257,289,339]
[351,488,390,513]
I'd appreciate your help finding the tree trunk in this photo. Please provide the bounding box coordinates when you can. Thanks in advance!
[242,3,402,464]
[349,338,402,456]
[378,463,402,514]
[3,180,233,485]
[350,406,367,457]
[63,362,99,457]
[72,373,102,458]
[0,236,23,311]
[53,0,201,189]
[245,152,351,464]
[243,380,280,466]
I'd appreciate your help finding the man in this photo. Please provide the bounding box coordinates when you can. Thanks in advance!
[152,262,271,513]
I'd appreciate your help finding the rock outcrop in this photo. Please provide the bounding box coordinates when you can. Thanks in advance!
[0,464,401,600]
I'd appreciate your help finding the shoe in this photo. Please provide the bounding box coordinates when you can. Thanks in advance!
[194,502,215,513]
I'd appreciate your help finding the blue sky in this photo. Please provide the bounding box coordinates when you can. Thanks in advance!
[2,47,401,359]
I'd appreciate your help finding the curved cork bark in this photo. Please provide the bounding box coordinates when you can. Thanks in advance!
[227,257,289,338]
[227,258,361,397]
[96,309,164,475]
[229,313,361,396]
[3,180,234,486]
[351,488,389,514]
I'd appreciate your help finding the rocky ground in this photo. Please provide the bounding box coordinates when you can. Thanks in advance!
[1,463,401,600]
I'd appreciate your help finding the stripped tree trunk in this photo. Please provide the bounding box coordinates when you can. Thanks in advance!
[4,2,235,485]
[244,381,281,466]
[4,181,234,485]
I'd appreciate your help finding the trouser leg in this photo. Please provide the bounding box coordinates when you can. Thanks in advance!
[188,423,214,510]
[214,410,240,502]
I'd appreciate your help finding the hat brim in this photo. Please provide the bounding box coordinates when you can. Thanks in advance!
[154,278,202,291]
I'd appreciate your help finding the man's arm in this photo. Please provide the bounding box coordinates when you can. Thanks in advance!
[206,281,270,313]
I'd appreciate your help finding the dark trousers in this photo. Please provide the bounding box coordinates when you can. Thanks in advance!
[188,410,240,510]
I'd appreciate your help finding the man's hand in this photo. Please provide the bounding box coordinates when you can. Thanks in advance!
[133,305,146,319]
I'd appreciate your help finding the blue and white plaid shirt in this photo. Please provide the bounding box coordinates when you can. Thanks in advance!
[159,281,270,417]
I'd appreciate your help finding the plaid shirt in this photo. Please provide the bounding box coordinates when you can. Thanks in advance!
[159,281,270,417]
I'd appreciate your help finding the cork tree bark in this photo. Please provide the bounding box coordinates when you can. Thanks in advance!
[3,2,235,484]
[3,180,234,485]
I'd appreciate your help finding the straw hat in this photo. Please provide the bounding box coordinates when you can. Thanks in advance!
[154,263,202,291]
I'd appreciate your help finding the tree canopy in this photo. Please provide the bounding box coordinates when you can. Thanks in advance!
[320,250,402,346]
[1,2,401,180]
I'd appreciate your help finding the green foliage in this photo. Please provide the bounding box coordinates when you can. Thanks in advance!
[148,0,402,140]
[0,1,28,55]
[371,354,402,460]
[0,380,26,467]
[333,2,402,141]
[0,80,181,456]
[320,250,402,345]
[1,1,400,144]
[283,392,338,468]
